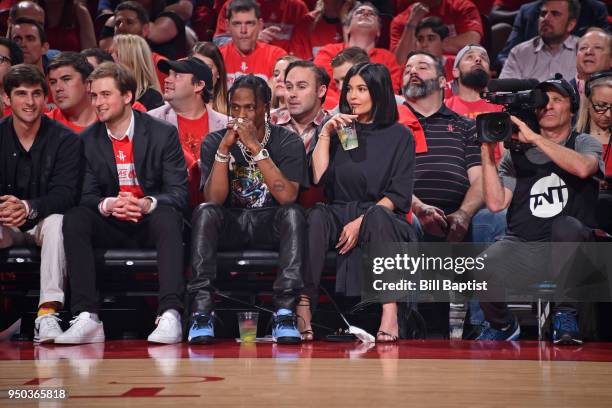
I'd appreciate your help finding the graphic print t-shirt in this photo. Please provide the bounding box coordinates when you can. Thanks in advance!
[200,125,309,209]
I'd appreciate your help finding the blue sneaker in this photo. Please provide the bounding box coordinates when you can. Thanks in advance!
[552,310,582,345]
[476,317,520,341]
[188,312,214,344]
[272,309,301,344]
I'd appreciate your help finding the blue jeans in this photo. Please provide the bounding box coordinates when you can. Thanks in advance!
[412,208,508,325]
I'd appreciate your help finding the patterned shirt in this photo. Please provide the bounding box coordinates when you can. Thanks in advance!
[271,107,329,150]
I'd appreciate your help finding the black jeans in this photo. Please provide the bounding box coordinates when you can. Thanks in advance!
[472,216,594,329]
[188,203,306,313]
[63,205,185,315]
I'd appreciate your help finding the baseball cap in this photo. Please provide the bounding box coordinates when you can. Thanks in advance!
[157,57,213,92]
[537,73,579,112]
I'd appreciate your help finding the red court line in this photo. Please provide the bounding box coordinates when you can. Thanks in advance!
[1,340,612,362]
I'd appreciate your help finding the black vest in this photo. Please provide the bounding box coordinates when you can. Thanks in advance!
[506,132,599,241]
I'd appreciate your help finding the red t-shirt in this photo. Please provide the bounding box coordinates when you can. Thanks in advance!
[177,112,210,166]
[443,55,455,83]
[220,41,287,87]
[313,43,402,101]
[152,52,169,91]
[445,95,504,161]
[390,0,484,52]
[177,112,210,207]
[215,0,309,52]
[132,101,147,112]
[289,12,344,60]
[111,137,145,198]
[45,107,89,133]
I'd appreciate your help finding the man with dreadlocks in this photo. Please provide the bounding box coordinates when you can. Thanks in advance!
[187,74,309,345]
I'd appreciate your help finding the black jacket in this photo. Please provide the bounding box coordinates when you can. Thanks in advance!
[80,110,189,215]
[0,115,82,228]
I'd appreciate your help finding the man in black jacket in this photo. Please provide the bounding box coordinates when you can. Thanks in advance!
[56,62,189,345]
[0,64,81,343]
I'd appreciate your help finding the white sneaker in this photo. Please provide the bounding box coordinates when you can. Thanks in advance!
[54,312,105,344]
[34,313,63,343]
[147,311,182,344]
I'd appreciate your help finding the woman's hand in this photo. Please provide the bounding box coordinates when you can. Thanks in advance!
[320,113,358,139]
[336,215,363,255]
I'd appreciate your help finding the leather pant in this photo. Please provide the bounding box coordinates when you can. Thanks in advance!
[188,203,305,313]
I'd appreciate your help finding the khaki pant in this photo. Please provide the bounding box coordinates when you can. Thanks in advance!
[0,214,66,307]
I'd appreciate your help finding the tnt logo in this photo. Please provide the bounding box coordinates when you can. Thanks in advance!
[529,173,569,218]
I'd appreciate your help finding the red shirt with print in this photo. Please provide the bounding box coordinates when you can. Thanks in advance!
[220,41,287,87]
[215,0,308,52]
[111,137,144,198]
[313,43,402,101]
[177,112,211,207]
[390,0,483,52]
[289,12,344,60]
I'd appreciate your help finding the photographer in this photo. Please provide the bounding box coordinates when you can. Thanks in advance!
[475,76,604,344]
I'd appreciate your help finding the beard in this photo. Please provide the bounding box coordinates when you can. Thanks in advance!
[459,68,490,90]
[403,77,440,99]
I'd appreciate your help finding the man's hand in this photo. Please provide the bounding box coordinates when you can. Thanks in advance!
[416,203,448,238]
[110,192,144,222]
[336,215,363,255]
[0,195,27,227]
[445,208,471,242]
[510,115,540,144]
[407,2,429,26]
[233,117,262,155]
[258,25,283,43]
[219,120,242,154]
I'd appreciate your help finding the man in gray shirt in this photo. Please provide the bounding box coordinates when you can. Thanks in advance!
[471,75,603,345]
[499,0,579,81]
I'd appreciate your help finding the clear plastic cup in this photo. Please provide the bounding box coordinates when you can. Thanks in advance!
[237,311,258,342]
[337,121,359,150]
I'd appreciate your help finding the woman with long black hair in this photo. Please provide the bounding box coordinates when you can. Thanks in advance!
[299,62,417,342]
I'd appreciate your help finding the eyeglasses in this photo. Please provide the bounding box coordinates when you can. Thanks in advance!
[0,55,12,65]
[591,102,612,114]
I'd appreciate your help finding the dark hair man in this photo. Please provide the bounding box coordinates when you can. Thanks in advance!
[187,74,309,345]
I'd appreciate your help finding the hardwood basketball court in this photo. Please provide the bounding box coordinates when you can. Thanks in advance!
[1,340,612,407]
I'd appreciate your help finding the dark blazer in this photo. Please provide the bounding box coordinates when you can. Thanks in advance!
[496,0,609,68]
[0,115,82,227]
[79,109,189,214]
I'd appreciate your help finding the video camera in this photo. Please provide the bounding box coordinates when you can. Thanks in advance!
[476,79,549,151]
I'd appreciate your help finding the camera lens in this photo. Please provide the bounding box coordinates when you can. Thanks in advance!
[488,119,508,137]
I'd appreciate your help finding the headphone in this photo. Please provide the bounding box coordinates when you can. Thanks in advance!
[585,70,612,98]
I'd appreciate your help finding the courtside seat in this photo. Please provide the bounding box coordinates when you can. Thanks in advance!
[0,248,338,271]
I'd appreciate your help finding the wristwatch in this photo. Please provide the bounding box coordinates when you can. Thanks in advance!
[253,148,270,162]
